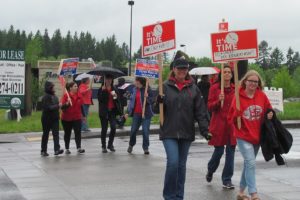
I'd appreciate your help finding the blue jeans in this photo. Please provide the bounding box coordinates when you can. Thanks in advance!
[81,104,90,131]
[162,139,192,200]
[207,145,236,184]
[237,139,260,194]
[129,114,151,150]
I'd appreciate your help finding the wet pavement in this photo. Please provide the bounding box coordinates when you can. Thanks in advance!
[0,128,299,200]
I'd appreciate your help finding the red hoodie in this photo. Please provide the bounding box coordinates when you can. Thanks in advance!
[228,87,272,144]
[61,92,84,121]
[208,82,236,146]
[78,83,92,105]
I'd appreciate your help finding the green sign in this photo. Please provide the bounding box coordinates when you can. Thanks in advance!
[0,49,25,109]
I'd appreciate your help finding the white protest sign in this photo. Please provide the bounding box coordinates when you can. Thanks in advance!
[264,87,284,112]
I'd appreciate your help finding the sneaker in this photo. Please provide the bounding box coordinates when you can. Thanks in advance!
[107,146,115,152]
[41,151,49,157]
[223,182,235,189]
[65,149,71,154]
[102,148,108,153]
[206,171,213,182]
[144,149,150,155]
[84,129,91,132]
[127,146,133,153]
[77,148,85,154]
[54,149,64,156]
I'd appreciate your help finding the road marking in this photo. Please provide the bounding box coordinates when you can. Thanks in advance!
[26,136,53,142]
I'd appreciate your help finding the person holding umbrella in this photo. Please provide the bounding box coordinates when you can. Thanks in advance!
[97,74,122,153]
[206,65,236,189]
[156,58,210,200]
[61,82,85,154]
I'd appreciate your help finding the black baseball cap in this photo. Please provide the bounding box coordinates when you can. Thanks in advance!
[173,58,189,69]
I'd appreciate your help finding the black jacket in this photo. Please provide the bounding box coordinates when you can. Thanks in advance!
[97,86,122,118]
[260,109,293,165]
[157,77,209,141]
[41,81,60,122]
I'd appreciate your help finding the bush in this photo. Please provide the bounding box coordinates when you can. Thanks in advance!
[292,67,300,97]
[272,67,297,98]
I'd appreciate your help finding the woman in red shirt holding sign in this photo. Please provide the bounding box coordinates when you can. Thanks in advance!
[228,70,273,200]
[206,66,236,189]
[61,82,85,154]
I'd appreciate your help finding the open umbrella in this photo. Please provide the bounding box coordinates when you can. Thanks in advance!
[189,67,220,75]
[75,73,94,81]
[87,65,125,78]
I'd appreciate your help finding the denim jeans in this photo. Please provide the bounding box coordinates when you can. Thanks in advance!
[207,145,236,184]
[162,139,192,200]
[237,139,260,194]
[81,104,90,131]
[129,114,151,150]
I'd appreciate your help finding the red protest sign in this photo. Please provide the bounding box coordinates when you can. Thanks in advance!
[211,29,258,62]
[219,22,228,32]
[142,19,176,57]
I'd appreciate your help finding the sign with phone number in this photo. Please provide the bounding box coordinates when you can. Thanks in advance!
[0,49,25,109]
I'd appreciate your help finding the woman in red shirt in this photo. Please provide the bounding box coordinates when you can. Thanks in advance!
[61,82,85,154]
[206,66,236,189]
[228,70,273,200]
[79,78,92,132]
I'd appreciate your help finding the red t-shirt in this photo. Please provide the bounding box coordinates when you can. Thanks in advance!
[134,88,142,114]
[107,89,115,110]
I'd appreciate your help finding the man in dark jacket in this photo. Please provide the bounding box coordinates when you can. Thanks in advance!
[41,81,64,156]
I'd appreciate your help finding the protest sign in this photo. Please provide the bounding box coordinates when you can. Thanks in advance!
[135,58,159,79]
[264,87,284,112]
[142,19,176,57]
[211,29,258,62]
[57,58,79,76]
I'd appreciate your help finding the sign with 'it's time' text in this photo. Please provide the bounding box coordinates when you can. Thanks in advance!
[0,49,25,109]
[142,19,176,57]
[211,29,258,62]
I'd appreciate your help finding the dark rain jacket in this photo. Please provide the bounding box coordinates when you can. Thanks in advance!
[157,76,209,141]
[41,81,60,122]
[260,109,293,164]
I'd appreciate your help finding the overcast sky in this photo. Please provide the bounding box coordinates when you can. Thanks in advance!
[1,0,300,60]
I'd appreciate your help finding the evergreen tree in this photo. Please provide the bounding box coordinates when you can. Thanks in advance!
[94,42,104,61]
[270,47,284,68]
[15,29,23,49]
[6,25,16,48]
[51,29,63,58]
[42,29,51,57]
[64,30,73,57]
[20,30,27,50]
[256,40,271,68]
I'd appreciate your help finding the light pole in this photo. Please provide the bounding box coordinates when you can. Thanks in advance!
[128,0,134,76]
[180,44,186,53]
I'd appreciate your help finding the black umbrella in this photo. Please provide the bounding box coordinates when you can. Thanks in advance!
[87,65,125,78]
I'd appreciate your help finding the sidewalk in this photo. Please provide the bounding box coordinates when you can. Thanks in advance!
[1,120,299,144]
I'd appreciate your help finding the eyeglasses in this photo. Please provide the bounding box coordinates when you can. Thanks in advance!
[247,80,259,84]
